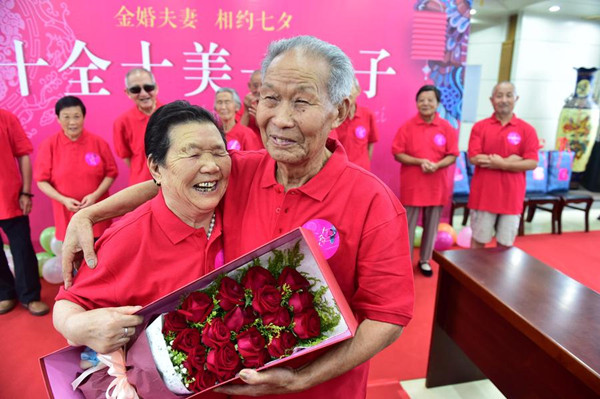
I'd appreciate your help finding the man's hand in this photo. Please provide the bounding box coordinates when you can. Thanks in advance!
[215,366,304,396]
[19,195,32,215]
[487,154,507,169]
[62,210,97,289]
[243,93,258,117]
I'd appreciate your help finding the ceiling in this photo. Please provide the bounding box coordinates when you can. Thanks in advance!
[470,0,600,25]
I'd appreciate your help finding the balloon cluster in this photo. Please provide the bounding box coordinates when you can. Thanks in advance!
[413,223,473,250]
[37,226,64,285]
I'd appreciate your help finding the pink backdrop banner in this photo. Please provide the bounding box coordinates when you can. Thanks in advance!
[0,0,470,246]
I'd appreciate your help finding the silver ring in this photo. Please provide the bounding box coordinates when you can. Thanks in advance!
[123,327,128,338]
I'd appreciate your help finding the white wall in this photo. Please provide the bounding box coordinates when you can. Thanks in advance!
[460,13,600,150]
[512,12,600,149]
[459,18,507,150]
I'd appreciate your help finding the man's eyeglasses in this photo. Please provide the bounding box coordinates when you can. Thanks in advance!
[128,84,156,94]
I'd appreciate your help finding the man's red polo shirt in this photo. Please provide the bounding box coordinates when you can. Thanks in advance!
[467,114,539,214]
[332,105,379,170]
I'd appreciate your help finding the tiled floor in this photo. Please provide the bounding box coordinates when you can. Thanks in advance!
[402,198,600,399]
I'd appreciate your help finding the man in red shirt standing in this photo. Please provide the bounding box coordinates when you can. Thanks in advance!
[113,68,160,185]
[332,80,379,170]
[468,81,538,248]
[0,109,49,316]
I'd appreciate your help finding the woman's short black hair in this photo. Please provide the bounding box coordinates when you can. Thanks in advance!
[145,100,226,166]
[55,96,86,117]
[415,85,441,102]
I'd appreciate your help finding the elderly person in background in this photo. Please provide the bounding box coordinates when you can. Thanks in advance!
[35,96,118,242]
[61,36,414,398]
[114,68,162,185]
[214,87,263,151]
[53,101,229,354]
[239,70,263,138]
[468,81,538,248]
[392,85,458,276]
[0,109,48,316]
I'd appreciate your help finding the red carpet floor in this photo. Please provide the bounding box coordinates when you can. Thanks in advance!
[1,231,598,398]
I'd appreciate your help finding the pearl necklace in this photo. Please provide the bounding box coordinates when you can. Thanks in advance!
[206,212,216,239]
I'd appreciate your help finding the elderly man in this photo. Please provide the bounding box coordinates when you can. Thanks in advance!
[331,79,379,171]
[0,109,49,316]
[215,87,263,151]
[113,68,161,185]
[468,81,538,248]
[61,36,414,398]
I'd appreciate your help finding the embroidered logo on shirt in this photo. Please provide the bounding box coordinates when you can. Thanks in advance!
[507,132,521,145]
[84,152,101,166]
[302,219,340,259]
[227,139,241,151]
[355,126,367,139]
[215,249,225,268]
[433,133,446,146]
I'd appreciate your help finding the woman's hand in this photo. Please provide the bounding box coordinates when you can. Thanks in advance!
[79,193,98,209]
[62,197,82,212]
[60,304,144,354]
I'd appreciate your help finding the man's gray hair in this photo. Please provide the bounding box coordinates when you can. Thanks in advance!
[261,36,355,105]
[215,87,242,109]
[492,81,517,97]
[124,68,155,88]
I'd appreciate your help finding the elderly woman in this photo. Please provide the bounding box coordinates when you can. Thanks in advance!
[61,36,414,398]
[214,87,262,151]
[53,101,230,354]
[35,96,118,241]
[392,85,458,276]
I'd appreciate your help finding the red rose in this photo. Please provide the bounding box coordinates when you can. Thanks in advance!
[201,318,231,348]
[278,267,310,291]
[252,285,282,315]
[223,306,256,333]
[216,277,245,311]
[178,292,214,324]
[242,348,271,368]
[242,266,276,293]
[206,342,242,381]
[162,311,188,334]
[267,331,298,358]
[236,326,267,359]
[172,328,201,354]
[189,368,217,392]
[293,308,321,339]
[288,291,314,314]
[183,345,206,372]
[262,306,291,327]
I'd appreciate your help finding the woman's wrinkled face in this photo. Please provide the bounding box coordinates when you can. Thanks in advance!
[156,122,231,221]
[416,90,439,120]
[58,106,85,139]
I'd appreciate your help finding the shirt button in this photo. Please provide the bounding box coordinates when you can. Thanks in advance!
[278,228,282,233]
[276,207,281,213]
[284,208,289,213]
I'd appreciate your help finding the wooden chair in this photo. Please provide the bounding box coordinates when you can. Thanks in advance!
[519,194,562,235]
[555,192,594,233]
[450,194,470,227]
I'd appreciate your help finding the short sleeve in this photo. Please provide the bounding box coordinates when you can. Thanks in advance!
[33,138,53,182]
[6,113,33,157]
[350,196,414,326]
[467,122,483,159]
[391,124,407,155]
[113,117,132,159]
[99,139,119,178]
[521,123,539,161]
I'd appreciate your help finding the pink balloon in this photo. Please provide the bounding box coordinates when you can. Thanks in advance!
[434,231,454,251]
[456,227,472,248]
[42,256,64,284]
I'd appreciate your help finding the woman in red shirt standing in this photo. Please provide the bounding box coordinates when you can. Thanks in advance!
[392,85,458,276]
[35,96,118,241]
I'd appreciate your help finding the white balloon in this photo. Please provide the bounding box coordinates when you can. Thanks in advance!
[42,256,64,284]
[456,226,473,248]
[50,237,63,257]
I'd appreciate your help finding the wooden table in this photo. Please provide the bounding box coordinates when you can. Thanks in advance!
[426,247,600,398]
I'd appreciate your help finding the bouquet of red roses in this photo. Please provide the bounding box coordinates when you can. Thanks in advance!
[147,241,341,394]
